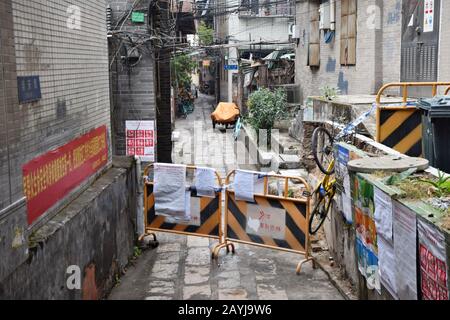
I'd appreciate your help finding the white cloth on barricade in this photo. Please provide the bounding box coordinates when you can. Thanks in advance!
[153,163,188,221]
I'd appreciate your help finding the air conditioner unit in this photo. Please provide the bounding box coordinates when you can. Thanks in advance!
[288,23,295,36]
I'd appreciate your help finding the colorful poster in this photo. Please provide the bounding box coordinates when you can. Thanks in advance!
[22,126,108,225]
[418,219,449,300]
[353,175,380,293]
[393,201,418,300]
[246,203,286,240]
[423,0,435,33]
[126,120,155,162]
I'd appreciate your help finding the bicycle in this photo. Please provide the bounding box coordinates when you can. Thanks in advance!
[309,104,377,235]
[233,117,242,141]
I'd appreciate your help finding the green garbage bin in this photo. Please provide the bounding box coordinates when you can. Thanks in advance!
[417,96,450,174]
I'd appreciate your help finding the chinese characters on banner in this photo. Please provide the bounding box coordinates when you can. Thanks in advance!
[22,126,108,225]
[126,121,155,162]
[423,0,435,33]
[246,203,286,241]
[353,175,381,292]
[418,219,449,300]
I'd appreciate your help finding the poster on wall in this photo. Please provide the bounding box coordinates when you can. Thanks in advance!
[126,120,156,162]
[353,175,381,293]
[334,145,357,224]
[418,219,449,300]
[423,0,435,33]
[393,201,418,300]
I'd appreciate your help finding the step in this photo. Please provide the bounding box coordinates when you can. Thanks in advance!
[272,130,301,155]
[272,154,302,171]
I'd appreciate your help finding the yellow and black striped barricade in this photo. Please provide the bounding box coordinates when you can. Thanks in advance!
[142,164,223,246]
[213,171,314,274]
[376,82,450,157]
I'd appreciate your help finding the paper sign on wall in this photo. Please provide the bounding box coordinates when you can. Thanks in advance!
[246,203,286,240]
[418,219,449,300]
[374,188,393,241]
[393,201,418,300]
[126,120,156,162]
[424,0,435,33]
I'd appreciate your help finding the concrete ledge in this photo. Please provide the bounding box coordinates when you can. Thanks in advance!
[0,157,137,300]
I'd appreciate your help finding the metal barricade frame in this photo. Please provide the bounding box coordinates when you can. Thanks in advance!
[141,164,224,245]
[376,82,450,157]
[213,170,315,274]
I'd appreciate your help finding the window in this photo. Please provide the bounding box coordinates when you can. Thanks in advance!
[340,0,357,65]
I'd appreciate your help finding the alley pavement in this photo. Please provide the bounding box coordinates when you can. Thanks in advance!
[108,94,343,300]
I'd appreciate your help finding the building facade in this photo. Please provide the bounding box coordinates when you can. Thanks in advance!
[295,0,450,102]
[213,0,295,102]
[1,0,112,290]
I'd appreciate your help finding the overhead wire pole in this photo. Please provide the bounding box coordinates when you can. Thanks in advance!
[155,0,175,163]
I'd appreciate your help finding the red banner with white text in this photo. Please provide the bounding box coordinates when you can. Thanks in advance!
[23,126,109,225]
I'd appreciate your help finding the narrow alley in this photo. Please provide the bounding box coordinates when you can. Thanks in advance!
[107,95,344,300]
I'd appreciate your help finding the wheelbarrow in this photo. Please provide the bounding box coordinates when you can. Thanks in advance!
[211,102,240,129]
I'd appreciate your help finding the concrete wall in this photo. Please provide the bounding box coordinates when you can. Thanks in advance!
[438,0,450,90]
[295,0,403,102]
[108,0,158,158]
[0,0,121,297]
[228,13,293,44]
[0,157,137,300]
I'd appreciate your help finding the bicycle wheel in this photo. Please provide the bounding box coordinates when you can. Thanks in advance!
[309,190,334,235]
[312,127,335,175]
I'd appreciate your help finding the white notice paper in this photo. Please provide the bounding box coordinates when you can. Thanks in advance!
[342,194,353,224]
[195,167,217,198]
[166,194,201,226]
[153,163,187,219]
[393,201,418,300]
[378,236,398,299]
[234,170,255,202]
[374,188,393,241]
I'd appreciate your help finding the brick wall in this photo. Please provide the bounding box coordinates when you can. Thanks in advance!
[107,0,158,158]
[295,0,402,102]
[0,0,112,285]
[0,0,16,210]
[4,0,112,208]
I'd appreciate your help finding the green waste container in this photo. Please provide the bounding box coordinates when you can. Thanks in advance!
[417,96,450,174]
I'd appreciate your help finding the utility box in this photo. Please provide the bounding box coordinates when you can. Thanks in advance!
[417,96,450,174]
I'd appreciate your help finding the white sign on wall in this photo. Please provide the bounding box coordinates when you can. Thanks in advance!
[424,0,435,33]
[126,120,156,162]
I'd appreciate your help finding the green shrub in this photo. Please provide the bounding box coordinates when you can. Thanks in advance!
[245,88,288,133]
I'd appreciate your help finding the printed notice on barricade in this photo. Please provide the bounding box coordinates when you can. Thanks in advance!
[374,187,393,241]
[166,194,201,227]
[393,201,417,300]
[154,164,187,220]
[246,203,286,240]
[418,219,449,300]
[195,167,217,198]
[234,170,256,202]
